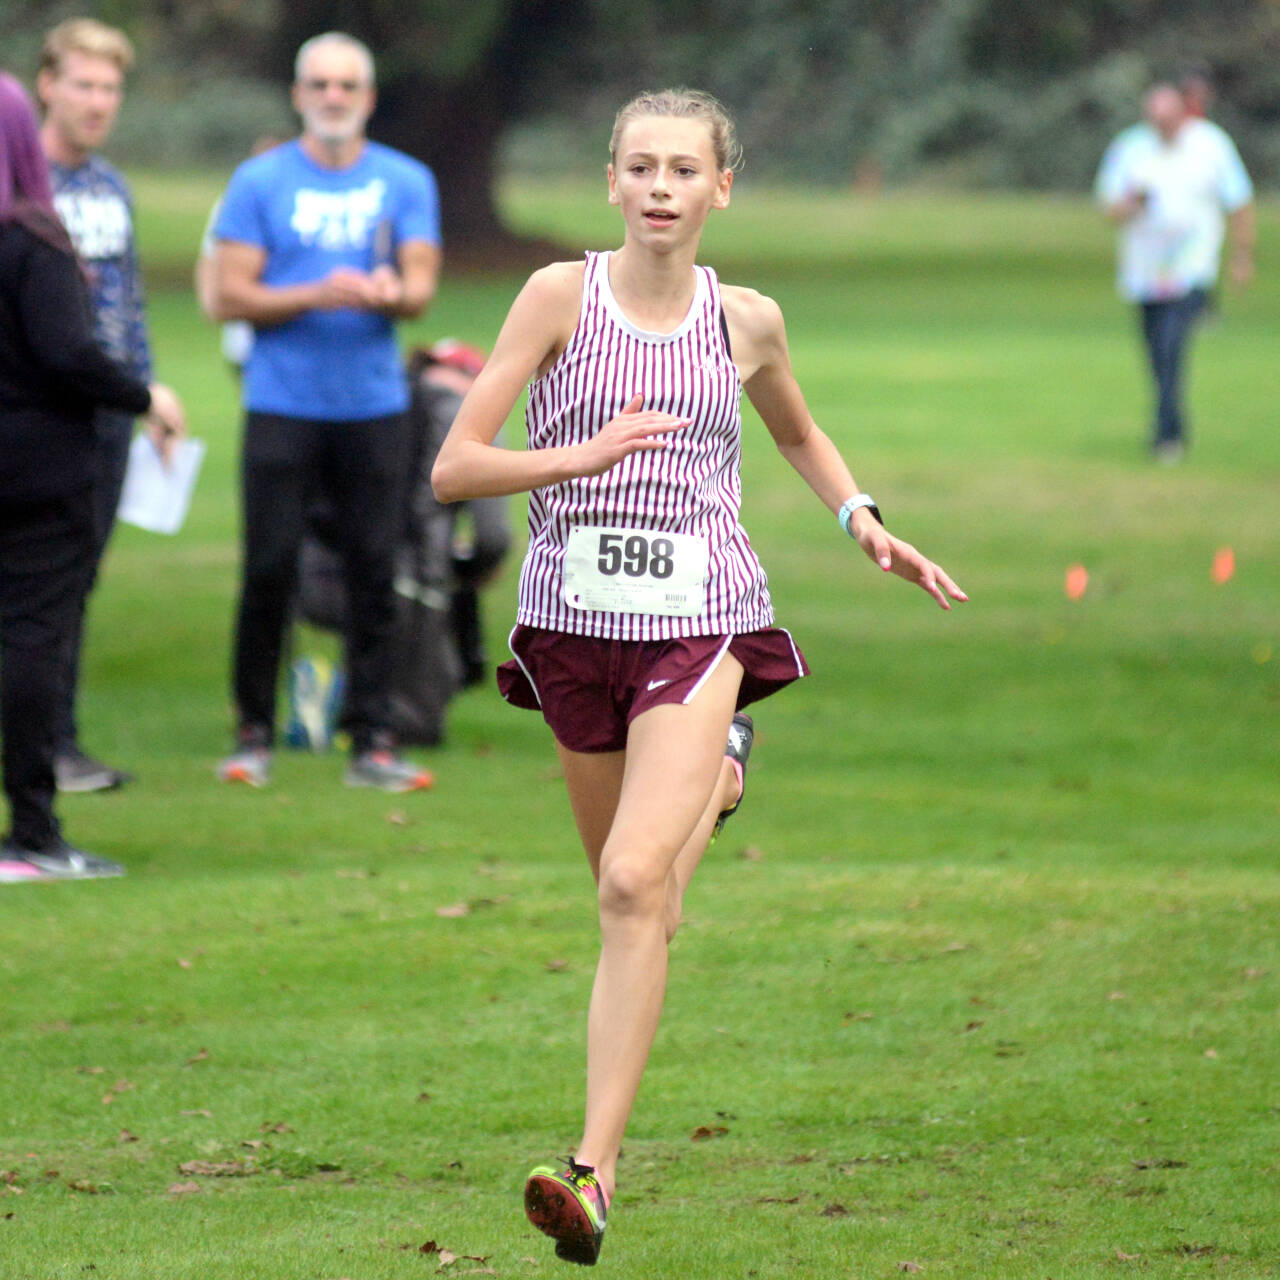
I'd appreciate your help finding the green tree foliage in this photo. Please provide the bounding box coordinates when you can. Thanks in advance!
[6,0,581,242]
[4,0,1276,241]
[544,0,1279,188]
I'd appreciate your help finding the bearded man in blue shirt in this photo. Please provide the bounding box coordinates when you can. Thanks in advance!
[211,32,441,792]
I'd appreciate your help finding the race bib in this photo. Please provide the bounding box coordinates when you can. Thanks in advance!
[563,526,709,617]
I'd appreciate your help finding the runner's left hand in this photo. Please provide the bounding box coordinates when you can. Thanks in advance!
[852,513,968,610]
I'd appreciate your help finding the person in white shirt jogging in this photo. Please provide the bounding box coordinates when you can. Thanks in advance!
[432,88,966,1266]
[1095,83,1255,462]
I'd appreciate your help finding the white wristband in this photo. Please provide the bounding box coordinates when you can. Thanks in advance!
[838,494,881,537]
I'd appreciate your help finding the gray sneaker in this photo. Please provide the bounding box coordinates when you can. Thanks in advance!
[3,840,125,880]
[712,712,754,839]
[344,749,434,793]
[217,746,272,787]
[55,748,129,793]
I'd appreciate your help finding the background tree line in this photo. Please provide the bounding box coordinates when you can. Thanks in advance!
[4,0,1277,242]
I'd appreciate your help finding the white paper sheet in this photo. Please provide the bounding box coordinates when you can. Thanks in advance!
[117,435,206,535]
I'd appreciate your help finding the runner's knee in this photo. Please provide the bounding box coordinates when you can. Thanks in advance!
[598,851,667,920]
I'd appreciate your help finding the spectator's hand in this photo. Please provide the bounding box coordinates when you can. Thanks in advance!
[144,383,187,465]
[316,267,378,310]
[367,265,405,311]
[1106,191,1147,223]
[851,511,968,611]
[1229,248,1255,291]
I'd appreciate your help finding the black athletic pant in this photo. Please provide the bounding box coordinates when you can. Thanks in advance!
[233,411,411,751]
[1,489,94,851]
[1139,288,1207,447]
[56,408,136,752]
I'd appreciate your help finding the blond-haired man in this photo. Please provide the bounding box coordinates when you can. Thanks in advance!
[38,18,183,790]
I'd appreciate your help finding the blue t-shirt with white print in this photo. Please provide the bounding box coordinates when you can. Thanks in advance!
[50,155,152,382]
[215,139,440,421]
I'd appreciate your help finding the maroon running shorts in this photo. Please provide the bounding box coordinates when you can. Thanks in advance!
[496,625,809,753]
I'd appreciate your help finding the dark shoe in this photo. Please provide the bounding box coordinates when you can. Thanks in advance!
[525,1157,608,1266]
[712,712,754,839]
[55,748,130,794]
[2,839,124,880]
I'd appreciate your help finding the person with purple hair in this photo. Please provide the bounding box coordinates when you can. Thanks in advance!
[0,72,184,883]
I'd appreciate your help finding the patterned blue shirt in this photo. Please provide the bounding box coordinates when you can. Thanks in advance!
[49,155,152,381]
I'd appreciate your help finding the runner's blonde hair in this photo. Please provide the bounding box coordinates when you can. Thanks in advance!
[610,89,742,173]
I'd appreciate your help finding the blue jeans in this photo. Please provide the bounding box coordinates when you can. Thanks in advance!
[1139,289,1207,446]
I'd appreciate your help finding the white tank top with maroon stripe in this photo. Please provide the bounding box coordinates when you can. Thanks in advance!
[515,250,774,641]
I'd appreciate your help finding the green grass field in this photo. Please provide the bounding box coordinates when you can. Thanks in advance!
[2,176,1278,1279]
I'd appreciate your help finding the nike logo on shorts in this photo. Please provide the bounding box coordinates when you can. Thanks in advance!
[646,678,671,691]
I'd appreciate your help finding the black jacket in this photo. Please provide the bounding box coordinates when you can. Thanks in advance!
[0,217,150,501]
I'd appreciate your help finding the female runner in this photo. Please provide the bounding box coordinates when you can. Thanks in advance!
[432,89,966,1266]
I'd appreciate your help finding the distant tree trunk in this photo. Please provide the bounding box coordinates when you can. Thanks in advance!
[373,65,507,246]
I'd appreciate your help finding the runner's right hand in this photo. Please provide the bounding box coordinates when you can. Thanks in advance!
[576,394,689,477]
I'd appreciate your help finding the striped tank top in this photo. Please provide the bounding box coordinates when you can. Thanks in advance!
[516,250,774,641]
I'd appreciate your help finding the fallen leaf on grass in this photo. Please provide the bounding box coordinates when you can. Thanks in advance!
[66,1179,106,1194]
[738,845,764,862]
[1,1171,20,1185]
[757,1195,800,1204]
[177,1160,255,1177]
[177,957,193,969]
[962,1020,985,1033]
[1203,1047,1219,1059]
[544,958,569,972]
[1115,1251,1141,1262]
[1132,1158,1187,1170]
[435,903,470,918]
[118,1130,139,1144]
[413,1242,492,1268]
[898,1264,924,1274]
[166,1181,200,1196]
[77,1065,105,1075]
[386,811,410,826]
[180,1110,213,1119]
[820,1203,849,1217]
[1107,991,1126,1001]
[101,1080,135,1106]
[184,1048,210,1066]
[843,1011,873,1024]
[690,1125,729,1141]
[261,1122,292,1134]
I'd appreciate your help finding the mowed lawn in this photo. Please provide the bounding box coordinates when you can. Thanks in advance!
[1,176,1277,1279]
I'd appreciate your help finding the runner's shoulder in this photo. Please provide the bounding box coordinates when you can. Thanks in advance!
[510,261,584,336]
[523,259,586,305]
[720,283,785,355]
